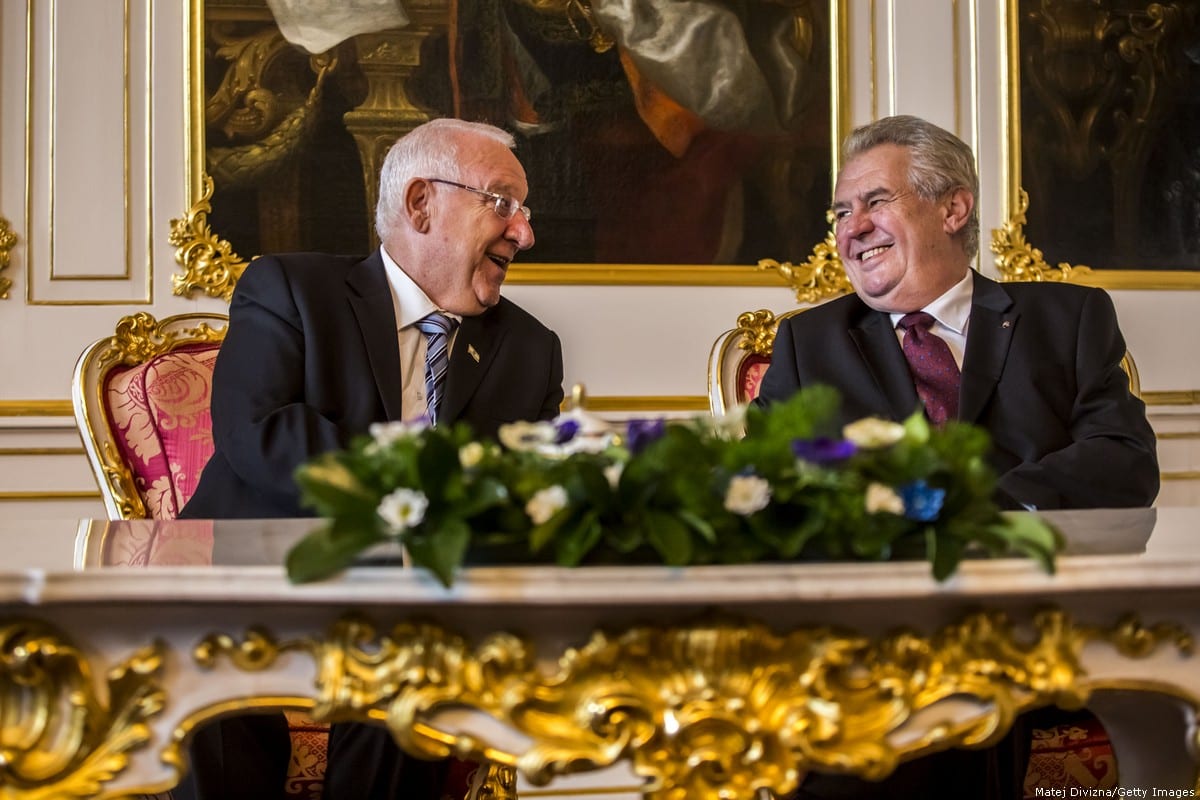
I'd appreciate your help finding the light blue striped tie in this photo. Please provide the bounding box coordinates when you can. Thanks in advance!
[414,312,458,424]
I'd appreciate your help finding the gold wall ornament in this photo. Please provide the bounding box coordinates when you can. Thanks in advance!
[0,216,16,300]
[0,619,166,798]
[193,609,1194,800]
[991,189,1095,283]
[757,228,851,305]
[169,175,250,300]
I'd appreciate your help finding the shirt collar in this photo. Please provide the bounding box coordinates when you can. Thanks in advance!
[379,246,463,329]
[888,269,974,335]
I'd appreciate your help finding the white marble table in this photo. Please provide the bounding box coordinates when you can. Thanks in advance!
[1,508,1197,799]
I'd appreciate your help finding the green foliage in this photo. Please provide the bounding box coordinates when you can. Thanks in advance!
[287,388,1061,586]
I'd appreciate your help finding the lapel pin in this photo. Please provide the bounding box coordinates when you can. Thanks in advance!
[467,343,480,363]
[1001,320,1011,329]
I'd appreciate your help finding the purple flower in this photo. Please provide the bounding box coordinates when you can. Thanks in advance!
[554,418,581,444]
[625,418,666,454]
[792,437,857,463]
[899,480,946,522]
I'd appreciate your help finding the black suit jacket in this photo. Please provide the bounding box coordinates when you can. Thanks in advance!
[757,273,1158,510]
[182,251,564,519]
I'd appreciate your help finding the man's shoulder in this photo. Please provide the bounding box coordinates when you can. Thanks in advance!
[487,295,557,337]
[244,252,370,280]
[986,276,1104,302]
[779,293,869,329]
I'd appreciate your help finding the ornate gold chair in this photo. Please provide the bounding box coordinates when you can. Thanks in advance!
[72,311,335,798]
[73,312,228,520]
[707,308,805,417]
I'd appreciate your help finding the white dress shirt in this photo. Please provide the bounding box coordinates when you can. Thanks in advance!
[379,246,461,421]
[888,269,974,369]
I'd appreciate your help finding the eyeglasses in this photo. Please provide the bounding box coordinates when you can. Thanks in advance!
[830,190,913,230]
[428,179,532,221]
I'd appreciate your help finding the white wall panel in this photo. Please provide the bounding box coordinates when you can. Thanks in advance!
[25,0,153,304]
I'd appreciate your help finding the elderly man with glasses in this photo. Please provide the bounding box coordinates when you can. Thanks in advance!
[177,118,563,799]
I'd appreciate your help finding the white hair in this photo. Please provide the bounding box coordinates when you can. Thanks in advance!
[375,119,517,242]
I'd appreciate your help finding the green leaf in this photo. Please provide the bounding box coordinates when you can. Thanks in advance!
[677,509,717,544]
[286,520,384,583]
[644,511,693,566]
[416,432,460,499]
[926,526,963,582]
[991,512,1062,573]
[455,477,509,518]
[405,517,470,587]
[555,511,603,566]
[295,456,377,515]
[529,505,574,552]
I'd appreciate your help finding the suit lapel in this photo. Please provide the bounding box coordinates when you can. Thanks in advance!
[848,308,922,420]
[347,252,406,421]
[440,312,506,424]
[959,274,1017,423]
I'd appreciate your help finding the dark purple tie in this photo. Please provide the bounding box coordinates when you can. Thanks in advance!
[897,311,961,425]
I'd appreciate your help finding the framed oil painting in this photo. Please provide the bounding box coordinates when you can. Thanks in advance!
[995,0,1200,289]
[173,0,850,299]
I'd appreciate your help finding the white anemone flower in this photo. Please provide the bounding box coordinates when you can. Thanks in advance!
[843,417,905,449]
[458,441,485,469]
[498,420,558,452]
[711,404,748,439]
[368,419,429,450]
[526,485,569,525]
[865,482,905,515]
[377,488,429,535]
[724,474,771,516]
[604,462,624,490]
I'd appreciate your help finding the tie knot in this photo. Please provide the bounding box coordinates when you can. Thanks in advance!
[897,311,935,333]
[414,311,458,337]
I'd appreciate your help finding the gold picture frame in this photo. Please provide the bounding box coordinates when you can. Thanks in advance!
[173,0,851,300]
[994,0,1200,289]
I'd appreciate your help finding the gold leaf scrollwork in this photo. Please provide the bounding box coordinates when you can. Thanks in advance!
[169,174,250,301]
[735,309,780,357]
[991,189,1095,283]
[0,216,16,300]
[758,227,852,305]
[97,311,227,369]
[195,610,1194,800]
[0,619,166,799]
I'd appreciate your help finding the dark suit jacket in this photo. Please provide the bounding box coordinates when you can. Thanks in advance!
[757,273,1158,510]
[182,250,564,520]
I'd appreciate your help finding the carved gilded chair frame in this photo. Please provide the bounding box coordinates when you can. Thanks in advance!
[173,0,852,300]
[994,0,1200,289]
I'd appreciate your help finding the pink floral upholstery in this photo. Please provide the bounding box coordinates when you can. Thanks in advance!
[104,343,219,519]
[737,353,771,404]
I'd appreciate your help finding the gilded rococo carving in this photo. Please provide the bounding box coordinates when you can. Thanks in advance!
[0,619,166,799]
[195,610,1194,800]
[0,216,16,300]
[991,189,1095,283]
[757,223,852,305]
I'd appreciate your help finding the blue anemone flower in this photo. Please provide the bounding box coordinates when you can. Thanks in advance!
[626,418,666,454]
[792,437,857,463]
[554,418,581,444]
[899,480,946,522]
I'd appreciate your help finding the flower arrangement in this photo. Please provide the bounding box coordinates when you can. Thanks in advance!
[286,386,1059,586]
